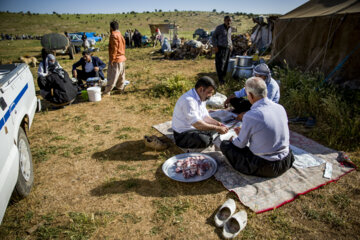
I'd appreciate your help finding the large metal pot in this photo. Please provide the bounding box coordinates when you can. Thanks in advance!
[236,55,253,67]
[232,66,253,80]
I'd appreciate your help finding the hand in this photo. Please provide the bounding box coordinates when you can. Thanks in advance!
[234,127,241,135]
[94,66,99,72]
[72,70,77,79]
[216,125,228,134]
[224,95,235,108]
[236,112,245,121]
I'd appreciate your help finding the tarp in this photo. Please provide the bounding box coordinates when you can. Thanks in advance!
[271,0,360,88]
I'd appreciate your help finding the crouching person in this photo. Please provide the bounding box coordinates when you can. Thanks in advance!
[38,56,78,106]
[172,76,228,149]
[221,77,294,178]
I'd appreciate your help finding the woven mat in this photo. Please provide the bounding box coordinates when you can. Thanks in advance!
[153,121,355,213]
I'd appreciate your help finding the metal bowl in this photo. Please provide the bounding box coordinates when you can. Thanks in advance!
[236,55,253,67]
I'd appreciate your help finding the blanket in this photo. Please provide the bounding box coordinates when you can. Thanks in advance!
[153,121,355,213]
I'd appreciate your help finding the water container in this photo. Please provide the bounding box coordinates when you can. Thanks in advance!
[87,86,101,102]
[227,58,236,73]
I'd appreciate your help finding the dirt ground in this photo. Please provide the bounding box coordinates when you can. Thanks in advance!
[0,47,359,239]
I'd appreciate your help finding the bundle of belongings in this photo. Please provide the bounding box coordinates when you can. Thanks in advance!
[37,55,78,105]
[231,34,252,56]
[164,39,213,60]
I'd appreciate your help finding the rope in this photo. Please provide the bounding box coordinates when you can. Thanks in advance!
[267,19,312,65]
[321,42,360,86]
[305,15,345,72]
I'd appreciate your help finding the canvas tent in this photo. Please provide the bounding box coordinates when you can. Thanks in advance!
[271,0,360,88]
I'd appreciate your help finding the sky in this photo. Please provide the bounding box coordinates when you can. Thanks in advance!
[0,0,308,15]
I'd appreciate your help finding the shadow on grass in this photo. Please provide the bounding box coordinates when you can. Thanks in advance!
[92,140,156,161]
[90,164,224,197]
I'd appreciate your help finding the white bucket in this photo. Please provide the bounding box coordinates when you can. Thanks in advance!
[87,86,101,102]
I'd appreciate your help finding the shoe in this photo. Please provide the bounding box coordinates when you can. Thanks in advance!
[288,117,308,124]
[305,117,316,128]
[144,135,168,150]
[214,199,236,227]
[222,210,247,239]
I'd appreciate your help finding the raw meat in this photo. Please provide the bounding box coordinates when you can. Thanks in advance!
[175,156,211,178]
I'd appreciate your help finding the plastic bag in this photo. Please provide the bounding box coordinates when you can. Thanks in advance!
[207,92,227,109]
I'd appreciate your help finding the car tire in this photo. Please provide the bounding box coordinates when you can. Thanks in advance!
[69,44,75,60]
[12,127,34,200]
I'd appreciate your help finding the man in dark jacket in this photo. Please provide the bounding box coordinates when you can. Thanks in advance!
[211,16,233,85]
[72,50,106,86]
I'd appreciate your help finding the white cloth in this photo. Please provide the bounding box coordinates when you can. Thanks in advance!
[290,145,325,168]
[172,88,210,133]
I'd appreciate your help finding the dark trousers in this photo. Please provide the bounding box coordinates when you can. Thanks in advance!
[230,97,252,114]
[215,46,231,84]
[220,141,294,178]
[173,130,217,149]
[76,69,99,85]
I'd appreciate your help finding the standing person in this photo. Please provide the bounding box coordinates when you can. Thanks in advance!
[220,77,294,178]
[124,30,130,47]
[103,20,127,96]
[212,16,233,85]
[81,33,88,50]
[172,76,228,149]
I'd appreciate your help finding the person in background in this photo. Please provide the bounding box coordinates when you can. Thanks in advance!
[133,29,142,48]
[124,30,130,47]
[212,16,233,85]
[103,20,127,96]
[221,77,294,178]
[223,63,280,120]
[172,76,228,149]
[72,50,106,87]
[82,33,88,50]
[171,34,181,49]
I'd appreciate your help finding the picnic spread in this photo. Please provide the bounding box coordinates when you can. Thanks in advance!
[153,110,356,213]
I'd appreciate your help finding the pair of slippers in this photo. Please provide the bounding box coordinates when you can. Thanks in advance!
[214,199,247,239]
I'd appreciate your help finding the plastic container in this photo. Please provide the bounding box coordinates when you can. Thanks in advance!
[227,58,236,73]
[87,86,101,102]
[81,90,88,101]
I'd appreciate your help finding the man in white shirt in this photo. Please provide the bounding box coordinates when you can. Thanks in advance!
[172,76,228,148]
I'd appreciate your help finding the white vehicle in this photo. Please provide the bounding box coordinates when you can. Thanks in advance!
[0,63,38,224]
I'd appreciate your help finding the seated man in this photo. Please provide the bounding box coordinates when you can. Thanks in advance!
[172,76,228,149]
[72,50,106,86]
[220,77,294,178]
[224,63,280,120]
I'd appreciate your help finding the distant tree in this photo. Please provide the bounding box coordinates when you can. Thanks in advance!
[158,9,162,12]
[26,11,31,15]
[122,12,125,14]
[155,9,157,12]
[220,11,224,14]
[53,11,57,15]
[212,9,216,12]
[174,9,178,12]
[130,11,136,14]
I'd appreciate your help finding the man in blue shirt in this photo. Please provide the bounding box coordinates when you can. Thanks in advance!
[224,63,280,120]
[221,77,294,178]
[72,50,106,87]
[172,76,228,148]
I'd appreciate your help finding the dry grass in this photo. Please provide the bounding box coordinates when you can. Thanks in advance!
[0,13,359,239]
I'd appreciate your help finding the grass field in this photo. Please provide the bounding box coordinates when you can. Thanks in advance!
[0,11,359,240]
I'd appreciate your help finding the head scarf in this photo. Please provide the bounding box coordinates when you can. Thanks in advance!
[253,63,271,83]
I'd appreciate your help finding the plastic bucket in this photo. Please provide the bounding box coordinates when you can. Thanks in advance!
[87,86,101,102]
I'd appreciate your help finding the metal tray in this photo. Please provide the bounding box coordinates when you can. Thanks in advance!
[162,153,218,182]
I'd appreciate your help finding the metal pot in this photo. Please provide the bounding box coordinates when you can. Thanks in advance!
[236,55,253,67]
[232,66,253,80]
[227,58,236,73]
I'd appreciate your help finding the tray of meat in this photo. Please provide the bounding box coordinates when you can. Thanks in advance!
[162,153,218,182]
